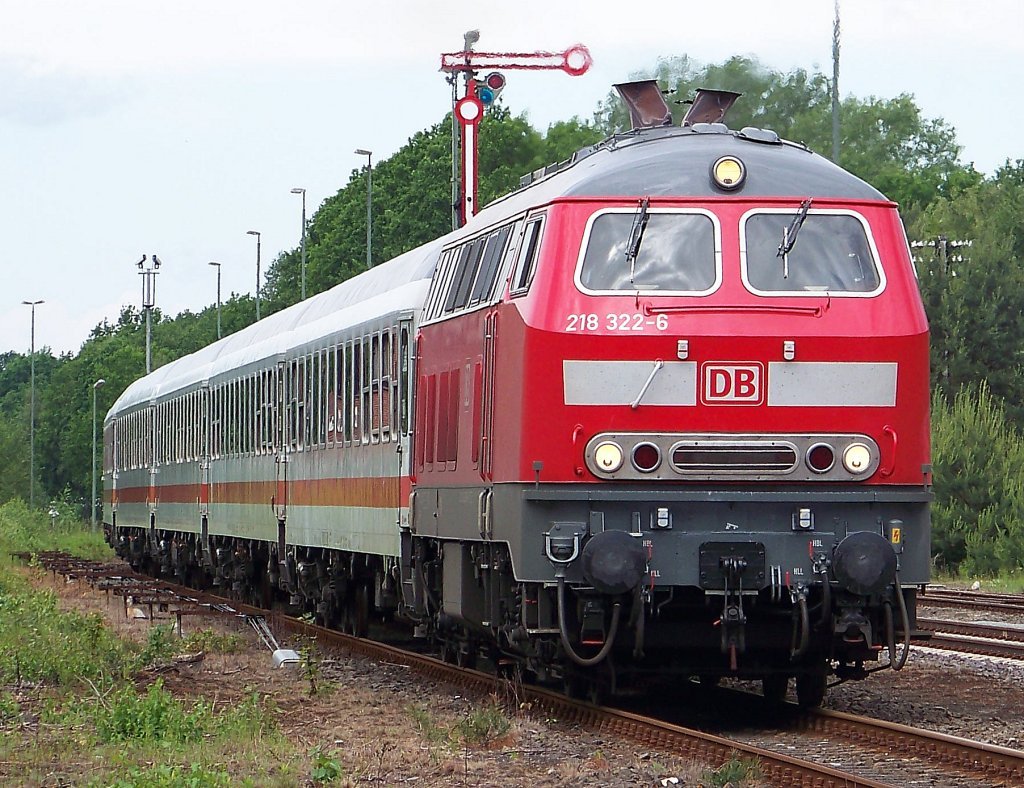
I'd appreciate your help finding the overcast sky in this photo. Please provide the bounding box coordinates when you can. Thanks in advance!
[1,0,1021,357]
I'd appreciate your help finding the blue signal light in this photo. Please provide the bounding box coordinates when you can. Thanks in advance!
[477,85,497,105]
[473,72,505,106]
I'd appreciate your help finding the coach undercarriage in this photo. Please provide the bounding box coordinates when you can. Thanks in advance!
[111,525,400,637]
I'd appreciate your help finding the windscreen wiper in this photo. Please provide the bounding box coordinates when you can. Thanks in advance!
[776,198,813,279]
[626,196,651,286]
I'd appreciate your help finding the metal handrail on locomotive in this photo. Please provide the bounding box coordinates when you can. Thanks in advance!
[104,82,931,708]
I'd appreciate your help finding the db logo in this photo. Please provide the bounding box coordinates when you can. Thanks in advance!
[702,363,764,405]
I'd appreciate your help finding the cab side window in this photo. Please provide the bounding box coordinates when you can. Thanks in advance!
[510,217,544,295]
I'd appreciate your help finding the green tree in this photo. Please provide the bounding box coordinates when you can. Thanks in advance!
[594,55,975,213]
[915,160,1024,421]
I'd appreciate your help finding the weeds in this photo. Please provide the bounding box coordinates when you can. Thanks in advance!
[299,638,323,696]
[310,745,344,783]
[409,696,512,751]
[702,754,762,786]
[96,680,209,743]
[181,628,245,655]
[454,700,512,745]
[138,624,179,667]
[99,762,234,788]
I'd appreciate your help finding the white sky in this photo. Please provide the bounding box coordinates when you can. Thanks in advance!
[1,0,1021,357]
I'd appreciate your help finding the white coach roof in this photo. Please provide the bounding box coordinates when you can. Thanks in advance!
[108,238,445,419]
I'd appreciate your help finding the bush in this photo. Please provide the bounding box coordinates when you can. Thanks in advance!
[96,680,210,744]
[0,577,132,685]
[931,383,1024,574]
[0,497,111,560]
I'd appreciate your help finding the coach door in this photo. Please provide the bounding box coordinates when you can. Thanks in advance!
[198,385,211,519]
[274,361,288,521]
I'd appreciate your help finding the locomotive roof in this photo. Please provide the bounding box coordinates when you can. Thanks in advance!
[107,238,445,420]
[471,123,887,226]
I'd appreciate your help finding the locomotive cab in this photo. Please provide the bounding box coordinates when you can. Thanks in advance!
[409,86,930,706]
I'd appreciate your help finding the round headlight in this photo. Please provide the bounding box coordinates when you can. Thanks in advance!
[843,443,872,474]
[594,441,624,473]
[711,156,746,190]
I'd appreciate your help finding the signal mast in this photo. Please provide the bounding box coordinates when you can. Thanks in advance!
[440,33,592,228]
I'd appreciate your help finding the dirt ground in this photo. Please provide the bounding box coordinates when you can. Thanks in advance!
[16,567,717,787]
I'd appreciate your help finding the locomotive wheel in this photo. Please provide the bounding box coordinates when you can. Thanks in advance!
[562,672,587,700]
[796,671,827,708]
[350,583,369,638]
[761,675,789,704]
[455,644,477,669]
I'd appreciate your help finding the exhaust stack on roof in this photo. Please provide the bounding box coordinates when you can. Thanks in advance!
[681,88,742,126]
[614,80,672,130]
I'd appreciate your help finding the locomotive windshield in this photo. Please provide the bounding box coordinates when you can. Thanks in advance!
[742,210,881,294]
[578,210,719,293]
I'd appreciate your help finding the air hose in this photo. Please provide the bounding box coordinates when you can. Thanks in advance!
[557,576,622,667]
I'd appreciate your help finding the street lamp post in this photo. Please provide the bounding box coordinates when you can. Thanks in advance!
[290,187,307,300]
[246,230,262,320]
[91,378,106,531]
[208,262,222,339]
[21,299,43,509]
[354,149,373,268]
[137,254,161,374]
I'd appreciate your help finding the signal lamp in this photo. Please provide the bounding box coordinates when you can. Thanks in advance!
[475,71,506,106]
[631,442,662,473]
[805,443,835,473]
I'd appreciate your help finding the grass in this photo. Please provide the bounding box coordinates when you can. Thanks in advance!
[0,500,316,786]
[931,569,1024,593]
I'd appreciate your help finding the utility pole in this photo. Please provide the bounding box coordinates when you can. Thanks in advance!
[91,378,105,531]
[21,299,43,509]
[137,255,161,373]
[832,0,841,163]
[354,149,373,268]
[291,188,307,300]
[208,262,223,339]
[247,230,262,320]
[910,236,973,388]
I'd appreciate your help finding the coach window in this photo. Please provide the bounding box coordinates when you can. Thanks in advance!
[741,209,883,295]
[304,354,314,450]
[311,352,321,449]
[369,333,381,440]
[577,209,720,294]
[510,216,544,296]
[362,337,372,443]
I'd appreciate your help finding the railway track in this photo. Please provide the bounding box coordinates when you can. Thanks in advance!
[920,587,1024,614]
[19,551,1024,788]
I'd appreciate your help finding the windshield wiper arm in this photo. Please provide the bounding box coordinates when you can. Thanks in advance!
[631,359,664,410]
[776,198,813,279]
[626,197,651,286]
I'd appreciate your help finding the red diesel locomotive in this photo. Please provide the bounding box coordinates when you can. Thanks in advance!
[106,83,931,706]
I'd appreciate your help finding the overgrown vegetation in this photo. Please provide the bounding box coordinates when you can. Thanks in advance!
[409,696,513,752]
